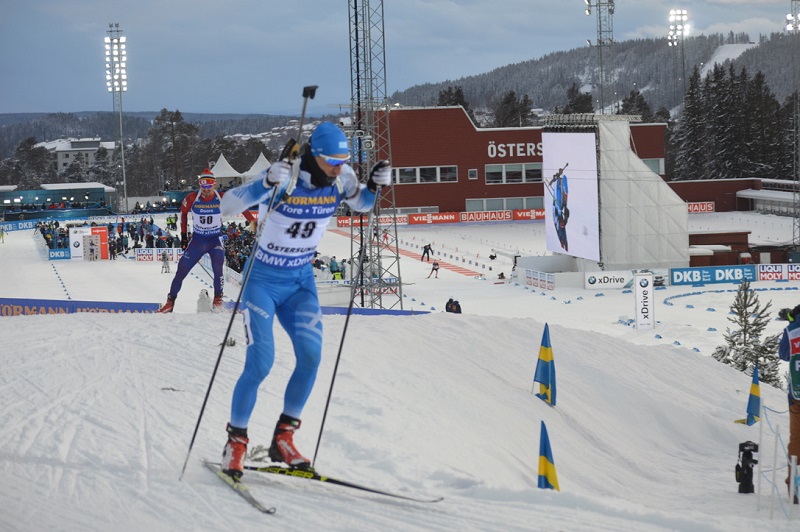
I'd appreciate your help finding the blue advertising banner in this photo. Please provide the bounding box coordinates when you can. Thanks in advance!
[0,298,159,316]
[670,265,756,286]
[48,248,71,260]
[0,220,38,232]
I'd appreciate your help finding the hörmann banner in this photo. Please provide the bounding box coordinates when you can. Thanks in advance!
[0,297,159,316]
[633,273,655,330]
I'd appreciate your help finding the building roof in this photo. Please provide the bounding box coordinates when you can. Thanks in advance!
[736,188,795,201]
[40,182,116,192]
[242,152,271,181]
[209,154,242,178]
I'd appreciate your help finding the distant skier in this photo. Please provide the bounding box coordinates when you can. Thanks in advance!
[160,250,170,273]
[548,166,569,252]
[428,260,440,278]
[421,243,433,262]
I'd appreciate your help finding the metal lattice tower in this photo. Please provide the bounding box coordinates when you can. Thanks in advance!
[585,1,615,113]
[789,0,800,249]
[347,0,403,309]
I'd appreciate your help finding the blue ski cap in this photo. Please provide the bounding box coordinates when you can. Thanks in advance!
[310,122,349,157]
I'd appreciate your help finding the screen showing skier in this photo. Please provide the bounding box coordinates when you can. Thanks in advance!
[542,132,600,262]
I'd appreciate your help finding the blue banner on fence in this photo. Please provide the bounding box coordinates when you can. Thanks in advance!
[670,265,756,286]
[0,298,159,316]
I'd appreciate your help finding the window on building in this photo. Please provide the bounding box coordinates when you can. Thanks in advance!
[465,197,539,212]
[505,197,524,210]
[525,197,544,209]
[397,168,416,184]
[486,198,504,211]
[440,166,457,182]
[485,162,541,184]
[395,165,459,184]
[468,168,478,180]
[641,158,663,175]
[419,167,437,183]
[524,163,542,182]
[485,164,503,184]
[505,164,523,184]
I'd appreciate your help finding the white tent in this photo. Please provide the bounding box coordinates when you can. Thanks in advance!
[595,120,689,271]
[208,154,243,189]
[242,152,271,182]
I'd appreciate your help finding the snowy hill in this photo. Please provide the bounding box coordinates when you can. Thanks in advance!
[0,213,798,530]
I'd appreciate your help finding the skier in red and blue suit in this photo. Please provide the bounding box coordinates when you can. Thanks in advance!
[157,168,255,313]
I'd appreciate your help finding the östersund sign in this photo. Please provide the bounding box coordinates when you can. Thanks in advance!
[487,141,542,158]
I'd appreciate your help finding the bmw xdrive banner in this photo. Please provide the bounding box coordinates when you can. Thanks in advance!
[634,273,654,330]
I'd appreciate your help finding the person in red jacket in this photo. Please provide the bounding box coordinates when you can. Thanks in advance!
[157,168,254,313]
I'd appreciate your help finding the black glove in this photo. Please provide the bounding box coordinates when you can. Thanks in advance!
[367,160,392,192]
[180,232,189,250]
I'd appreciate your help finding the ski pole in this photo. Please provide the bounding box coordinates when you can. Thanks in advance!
[312,186,383,467]
[178,85,318,481]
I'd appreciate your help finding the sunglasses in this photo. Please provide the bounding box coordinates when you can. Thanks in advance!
[199,179,216,188]
[320,154,350,167]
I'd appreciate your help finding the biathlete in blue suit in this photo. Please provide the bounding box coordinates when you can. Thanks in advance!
[157,168,254,313]
[218,122,393,479]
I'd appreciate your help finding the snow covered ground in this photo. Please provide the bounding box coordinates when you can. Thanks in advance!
[1,211,798,531]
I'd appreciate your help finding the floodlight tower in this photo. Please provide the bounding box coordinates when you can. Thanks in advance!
[667,9,689,99]
[104,23,128,213]
[348,0,403,310]
[584,1,615,113]
[787,2,800,249]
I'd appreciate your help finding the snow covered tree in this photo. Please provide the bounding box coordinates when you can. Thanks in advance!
[712,281,781,387]
[672,67,706,180]
[437,85,477,124]
[616,90,653,122]
[558,83,593,114]
[492,90,533,127]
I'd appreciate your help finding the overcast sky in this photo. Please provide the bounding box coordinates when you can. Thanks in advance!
[0,1,791,116]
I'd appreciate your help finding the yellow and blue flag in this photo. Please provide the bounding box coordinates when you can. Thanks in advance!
[537,421,560,490]
[734,364,760,426]
[533,323,556,406]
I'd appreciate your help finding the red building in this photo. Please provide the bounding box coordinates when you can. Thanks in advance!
[382,106,666,213]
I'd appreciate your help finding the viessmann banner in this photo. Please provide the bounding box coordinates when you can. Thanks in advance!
[336,209,544,227]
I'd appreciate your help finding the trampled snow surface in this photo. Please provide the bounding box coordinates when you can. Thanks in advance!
[1,212,798,531]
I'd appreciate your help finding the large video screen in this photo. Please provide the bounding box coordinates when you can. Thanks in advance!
[542,132,600,262]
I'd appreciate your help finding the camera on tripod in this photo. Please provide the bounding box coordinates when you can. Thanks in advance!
[736,441,759,494]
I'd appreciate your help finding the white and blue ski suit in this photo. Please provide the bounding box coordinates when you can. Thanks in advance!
[220,161,377,428]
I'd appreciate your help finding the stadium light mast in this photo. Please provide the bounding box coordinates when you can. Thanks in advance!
[105,23,128,213]
[668,9,690,98]
[787,2,800,250]
[584,1,615,114]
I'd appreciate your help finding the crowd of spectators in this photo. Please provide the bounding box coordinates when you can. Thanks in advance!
[36,216,347,274]
[37,221,70,249]
[11,200,108,212]
[223,221,256,273]
[36,215,182,254]
[131,201,180,215]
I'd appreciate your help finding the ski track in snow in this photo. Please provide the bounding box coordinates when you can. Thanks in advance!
[0,213,798,531]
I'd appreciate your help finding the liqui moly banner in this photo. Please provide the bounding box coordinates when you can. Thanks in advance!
[634,273,655,330]
[757,263,800,281]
